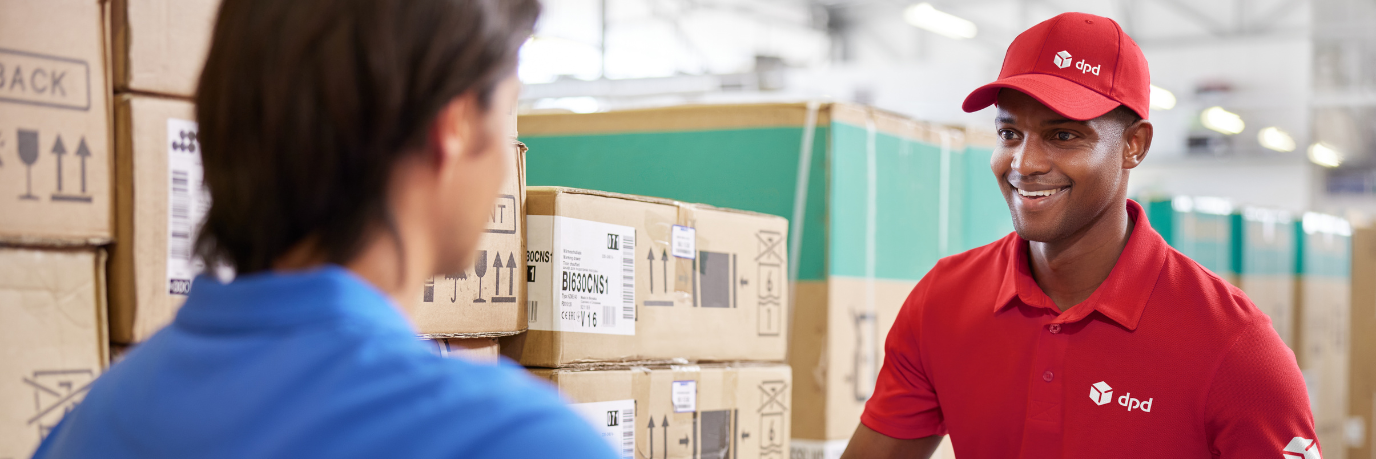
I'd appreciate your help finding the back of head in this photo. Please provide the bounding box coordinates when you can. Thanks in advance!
[194,0,539,274]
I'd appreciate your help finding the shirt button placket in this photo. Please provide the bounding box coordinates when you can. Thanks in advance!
[1018,320,1070,456]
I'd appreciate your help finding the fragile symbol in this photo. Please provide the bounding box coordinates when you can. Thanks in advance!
[472,251,489,303]
[24,369,95,441]
[17,129,38,200]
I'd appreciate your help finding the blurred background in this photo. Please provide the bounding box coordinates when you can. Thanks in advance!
[518,0,1376,221]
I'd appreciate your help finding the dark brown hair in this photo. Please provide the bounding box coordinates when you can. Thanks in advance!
[194,0,539,274]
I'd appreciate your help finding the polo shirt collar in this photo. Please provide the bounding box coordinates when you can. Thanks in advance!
[993,199,1167,330]
[175,265,416,336]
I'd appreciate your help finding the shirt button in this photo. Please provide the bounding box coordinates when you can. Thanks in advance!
[1048,324,1061,334]
[1043,371,1054,382]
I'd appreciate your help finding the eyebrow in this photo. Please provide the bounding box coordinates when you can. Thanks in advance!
[1044,118,1084,126]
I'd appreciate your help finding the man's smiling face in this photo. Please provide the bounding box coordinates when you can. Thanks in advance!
[992,89,1139,243]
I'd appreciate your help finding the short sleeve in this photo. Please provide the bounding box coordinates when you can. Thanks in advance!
[860,274,945,439]
[1204,319,1321,458]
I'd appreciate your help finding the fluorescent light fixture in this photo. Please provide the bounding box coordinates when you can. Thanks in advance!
[1302,212,1351,236]
[1200,106,1244,135]
[1149,85,1176,110]
[903,3,977,40]
[1257,127,1296,152]
[1192,196,1233,216]
[532,96,600,114]
[1171,196,1193,213]
[1307,142,1343,168]
[1242,206,1292,224]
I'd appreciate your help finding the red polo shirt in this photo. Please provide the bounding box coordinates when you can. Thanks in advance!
[862,200,1320,458]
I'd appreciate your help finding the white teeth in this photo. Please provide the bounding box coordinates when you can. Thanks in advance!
[1017,187,1065,197]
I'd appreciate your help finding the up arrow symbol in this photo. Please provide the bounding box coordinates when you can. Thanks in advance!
[74,137,91,194]
[50,135,67,192]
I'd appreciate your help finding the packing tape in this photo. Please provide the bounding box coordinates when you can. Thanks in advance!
[861,110,879,400]
[674,202,699,302]
[786,101,821,362]
[937,129,952,256]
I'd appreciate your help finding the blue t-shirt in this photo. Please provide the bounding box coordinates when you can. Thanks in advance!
[33,266,617,459]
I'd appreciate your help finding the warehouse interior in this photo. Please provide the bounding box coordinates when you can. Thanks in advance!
[2,0,1374,459]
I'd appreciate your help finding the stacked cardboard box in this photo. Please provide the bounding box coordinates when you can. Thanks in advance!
[498,186,793,458]
[0,1,113,456]
[518,104,968,458]
[1349,226,1375,459]
[534,364,793,459]
[1296,212,1353,459]
[105,0,528,344]
[1230,207,1298,347]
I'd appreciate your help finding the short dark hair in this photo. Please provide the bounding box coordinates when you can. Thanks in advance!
[1103,105,1143,130]
[194,0,539,274]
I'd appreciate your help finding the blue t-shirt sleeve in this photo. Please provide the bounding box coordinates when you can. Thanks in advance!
[464,402,620,459]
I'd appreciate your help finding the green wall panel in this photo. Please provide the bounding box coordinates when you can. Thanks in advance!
[522,127,830,280]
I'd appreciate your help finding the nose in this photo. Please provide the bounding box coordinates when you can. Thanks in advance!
[1009,138,1052,178]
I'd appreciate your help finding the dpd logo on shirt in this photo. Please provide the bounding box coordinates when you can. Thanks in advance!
[1089,381,1153,412]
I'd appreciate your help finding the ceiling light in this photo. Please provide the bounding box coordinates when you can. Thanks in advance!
[1200,106,1244,135]
[903,3,977,40]
[1149,85,1176,110]
[1257,127,1296,152]
[1302,212,1351,236]
[1307,142,1343,168]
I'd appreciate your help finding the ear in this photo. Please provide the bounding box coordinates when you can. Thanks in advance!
[1121,119,1153,170]
[427,94,480,169]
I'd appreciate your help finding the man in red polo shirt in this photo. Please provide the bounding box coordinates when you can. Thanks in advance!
[840,12,1320,459]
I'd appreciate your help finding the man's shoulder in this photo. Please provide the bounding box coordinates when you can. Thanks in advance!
[1153,247,1264,325]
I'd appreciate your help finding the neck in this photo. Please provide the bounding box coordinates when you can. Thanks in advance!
[342,226,433,315]
[1027,200,1133,312]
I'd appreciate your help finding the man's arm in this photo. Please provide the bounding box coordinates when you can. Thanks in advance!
[841,424,943,459]
[1205,319,1320,458]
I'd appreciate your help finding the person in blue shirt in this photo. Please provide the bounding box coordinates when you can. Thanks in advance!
[33,1,618,458]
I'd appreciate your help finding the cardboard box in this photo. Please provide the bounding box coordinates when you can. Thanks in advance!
[425,337,501,363]
[503,187,789,367]
[519,104,978,443]
[1349,226,1375,459]
[533,363,792,459]
[108,94,199,343]
[953,127,1014,253]
[109,0,220,98]
[1295,213,1352,459]
[1231,207,1298,348]
[0,247,108,459]
[0,0,113,245]
[409,141,527,337]
[1146,196,1236,279]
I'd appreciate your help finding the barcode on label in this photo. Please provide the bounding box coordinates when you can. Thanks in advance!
[169,169,192,261]
[619,408,634,459]
[528,300,538,322]
[621,233,635,321]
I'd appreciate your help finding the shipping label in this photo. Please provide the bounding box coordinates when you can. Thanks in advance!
[165,118,208,295]
[526,216,636,335]
[568,399,635,459]
[672,380,697,413]
[671,224,696,259]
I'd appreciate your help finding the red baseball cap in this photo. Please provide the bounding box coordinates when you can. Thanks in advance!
[962,12,1150,121]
